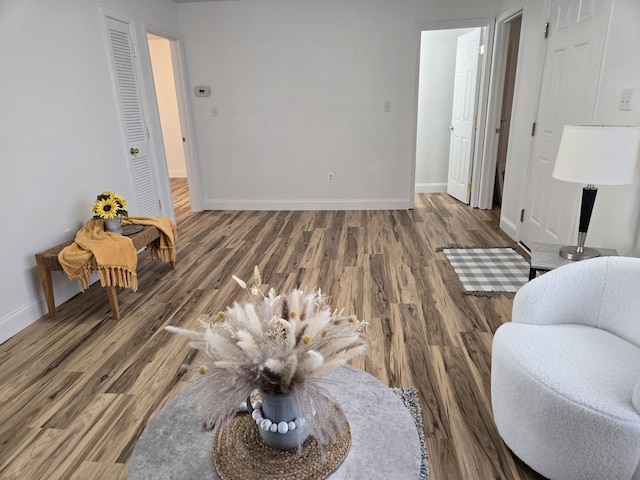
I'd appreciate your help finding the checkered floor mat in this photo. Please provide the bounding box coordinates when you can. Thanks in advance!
[442,248,529,294]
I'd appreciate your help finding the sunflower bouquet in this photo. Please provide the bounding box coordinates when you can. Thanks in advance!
[91,191,128,219]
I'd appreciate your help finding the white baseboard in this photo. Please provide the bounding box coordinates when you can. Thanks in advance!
[414,183,447,194]
[0,302,43,345]
[200,198,412,210]
[169,170,187,178]
[0,279,80,345]
[500,215,519,241]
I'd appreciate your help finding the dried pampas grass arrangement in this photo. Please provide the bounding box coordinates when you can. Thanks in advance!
[166,267,367,448]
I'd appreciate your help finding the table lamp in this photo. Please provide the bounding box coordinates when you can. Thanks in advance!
[552,124,640,260]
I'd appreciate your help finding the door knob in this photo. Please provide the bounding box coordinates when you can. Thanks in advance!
[448,125,455,131]
[130,147,139,155]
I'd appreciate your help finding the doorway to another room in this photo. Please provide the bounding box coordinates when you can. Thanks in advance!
[147,33,192,212]
[413,15,523,212]
[415,27,481,200]
[494,15,521,207]
[414,25,489,207]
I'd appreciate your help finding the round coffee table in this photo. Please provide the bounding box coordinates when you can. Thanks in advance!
[127,365,421,479]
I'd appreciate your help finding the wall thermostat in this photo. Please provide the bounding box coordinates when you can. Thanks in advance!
[194,86,210,97]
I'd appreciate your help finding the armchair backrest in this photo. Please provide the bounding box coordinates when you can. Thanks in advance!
[513,256,640,348]
[594,256,640,348]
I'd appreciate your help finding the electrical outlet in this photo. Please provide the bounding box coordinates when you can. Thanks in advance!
[619,88,634,111]
[211,106,218,117]
[384,101,391,113]
[328,172,335,182]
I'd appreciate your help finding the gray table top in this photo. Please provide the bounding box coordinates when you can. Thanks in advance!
[530,241,618,272]
[127,365,421,480]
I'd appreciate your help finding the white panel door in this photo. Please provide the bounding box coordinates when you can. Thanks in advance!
[447,29,482,204]
[104,14,162,217]
[520,0,611,247]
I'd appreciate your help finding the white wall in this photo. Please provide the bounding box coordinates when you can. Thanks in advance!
[176,0,502,210]
[0,0,180,344]
[499,0,524,12]
[148,34,188,178]
[415,28,475,194]
[586,0,640,255]
[500,0,640,256]
[0,0,508,343]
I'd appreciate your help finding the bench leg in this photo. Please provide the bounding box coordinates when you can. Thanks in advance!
[35,254,57,320]
[105,286,121,320]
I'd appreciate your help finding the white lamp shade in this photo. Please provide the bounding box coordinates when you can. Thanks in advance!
[552,125,640,185]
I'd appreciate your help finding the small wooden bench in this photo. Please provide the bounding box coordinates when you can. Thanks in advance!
[35,225,175,320]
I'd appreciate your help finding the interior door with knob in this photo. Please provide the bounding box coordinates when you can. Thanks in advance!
[446,28,482,204]
[102,11,162,217]
[520,0,611,248]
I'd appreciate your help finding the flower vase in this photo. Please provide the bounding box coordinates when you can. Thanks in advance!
[104,216,123,234]
[253,391,310,450]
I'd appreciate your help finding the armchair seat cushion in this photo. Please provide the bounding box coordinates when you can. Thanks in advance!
[492,322,640,480]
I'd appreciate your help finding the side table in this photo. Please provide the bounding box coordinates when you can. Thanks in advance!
[127,365,422,480]
[529,242,618,280]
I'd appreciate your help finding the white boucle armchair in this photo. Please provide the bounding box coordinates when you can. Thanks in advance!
[491,256,640,480]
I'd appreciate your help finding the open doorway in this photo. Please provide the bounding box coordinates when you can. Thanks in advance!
[493,14,522,207]
[413,20,493,209]
[474,8,524,210]
[415,27,479,196]
[413,14,525,212]
[147,32,191,212]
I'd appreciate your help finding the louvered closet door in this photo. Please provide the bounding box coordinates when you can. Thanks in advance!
[104,15,161,217]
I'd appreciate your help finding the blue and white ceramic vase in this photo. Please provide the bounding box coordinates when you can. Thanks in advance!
[251,391,310,450]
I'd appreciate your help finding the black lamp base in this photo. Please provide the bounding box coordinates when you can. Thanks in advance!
[558,185,600,261]
[558,245,601,261]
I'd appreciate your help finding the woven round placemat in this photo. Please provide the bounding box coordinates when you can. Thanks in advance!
[213,402,351,480]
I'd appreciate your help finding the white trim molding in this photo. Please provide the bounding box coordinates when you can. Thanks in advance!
[0,279,80,345]
[201,198,413,211]
[414,183,447,194]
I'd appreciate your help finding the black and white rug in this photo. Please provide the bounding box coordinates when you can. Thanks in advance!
[439,247,529,296]
[393,387,429,480]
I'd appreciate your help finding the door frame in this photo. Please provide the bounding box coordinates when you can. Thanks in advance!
[476,3,525,209]
[139,23,202,212]
[410,17,495,209]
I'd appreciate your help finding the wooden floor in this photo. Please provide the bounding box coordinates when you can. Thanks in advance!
[0,178,544,480]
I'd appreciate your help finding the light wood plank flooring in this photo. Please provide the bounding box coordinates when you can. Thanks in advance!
[0,179,543,480]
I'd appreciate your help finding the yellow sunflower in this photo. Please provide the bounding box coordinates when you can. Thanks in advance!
[93,197,120,219]
[112,194,127,209]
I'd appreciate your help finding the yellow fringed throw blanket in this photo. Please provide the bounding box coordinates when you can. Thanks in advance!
[58,216,177,292]
[125,216,178,264]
